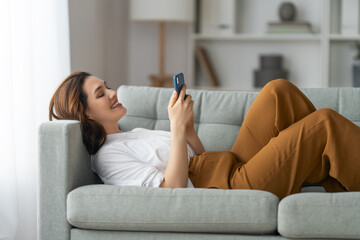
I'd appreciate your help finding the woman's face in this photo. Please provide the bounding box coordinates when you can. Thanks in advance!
[83,76,127,133]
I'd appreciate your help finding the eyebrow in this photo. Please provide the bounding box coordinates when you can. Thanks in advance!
[93,81,107,95]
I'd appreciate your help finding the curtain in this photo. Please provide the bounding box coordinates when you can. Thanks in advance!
[0,0,71,239]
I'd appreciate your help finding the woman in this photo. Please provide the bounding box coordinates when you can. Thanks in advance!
[49,71,360,200]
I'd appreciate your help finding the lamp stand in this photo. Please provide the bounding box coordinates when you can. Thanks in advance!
[149,22,173,88]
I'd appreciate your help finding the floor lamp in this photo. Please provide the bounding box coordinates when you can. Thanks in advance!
[130,0,194,87]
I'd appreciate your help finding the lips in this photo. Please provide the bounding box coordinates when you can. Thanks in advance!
[112,102,122,109]
[111,100,120,109]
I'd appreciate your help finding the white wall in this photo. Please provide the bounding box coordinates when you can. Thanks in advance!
[69,0,192,88]
[128,21,191,86]
[69,0,129,89]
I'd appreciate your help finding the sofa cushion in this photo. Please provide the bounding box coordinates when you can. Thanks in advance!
[67,185,278,234]
[278,192,360,239]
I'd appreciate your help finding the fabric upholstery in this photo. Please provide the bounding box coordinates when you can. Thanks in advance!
[117,86,256,151]
[67,185,278,234]
[278,192,360,239]
[38,120,102,240]
[71,229,285,240]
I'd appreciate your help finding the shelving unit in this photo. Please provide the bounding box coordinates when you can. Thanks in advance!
[330,34,360,41]
[187,0,360,90]
[193,33,322,41]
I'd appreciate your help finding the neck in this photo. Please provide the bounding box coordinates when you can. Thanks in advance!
[105,125,122,135]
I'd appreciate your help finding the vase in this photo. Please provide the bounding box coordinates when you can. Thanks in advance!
[279,2,296,21]
[254,54,288,88]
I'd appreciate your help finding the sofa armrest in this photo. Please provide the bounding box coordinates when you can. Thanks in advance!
[38,120,101,240]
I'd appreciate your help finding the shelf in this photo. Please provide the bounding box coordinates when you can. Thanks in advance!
[189,0,358,88]
[192,33,322,41]
[193,33,360,42]
[330,34,360,41]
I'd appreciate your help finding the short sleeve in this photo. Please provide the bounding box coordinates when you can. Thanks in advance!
[93,150,164,188]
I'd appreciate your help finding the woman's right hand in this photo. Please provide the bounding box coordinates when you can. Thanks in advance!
[168,84,194,134]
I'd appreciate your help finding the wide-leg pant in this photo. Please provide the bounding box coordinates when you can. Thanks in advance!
[188,79,360,200]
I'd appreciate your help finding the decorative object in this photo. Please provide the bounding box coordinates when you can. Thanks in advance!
[279,2,296,22]
[200,0,236,35]
[195,46,219,86]
[267,2,313,35]
[130,0,194,87]
[341,0,359,35]
[353,42,360,87]
[254,54,288,88]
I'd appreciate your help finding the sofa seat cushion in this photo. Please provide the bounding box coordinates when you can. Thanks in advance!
[67,185,278,234]
[278,192,360,239]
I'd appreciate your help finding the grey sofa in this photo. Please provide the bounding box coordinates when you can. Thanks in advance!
[39,84,360,240]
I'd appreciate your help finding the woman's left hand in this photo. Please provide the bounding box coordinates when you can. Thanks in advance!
[182,94,205,154]
[185,94,195,135]
[184,101,205,154]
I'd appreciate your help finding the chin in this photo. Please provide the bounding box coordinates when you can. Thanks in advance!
[118,108,127,119]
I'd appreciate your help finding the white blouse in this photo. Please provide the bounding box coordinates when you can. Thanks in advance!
[91,128,196,188]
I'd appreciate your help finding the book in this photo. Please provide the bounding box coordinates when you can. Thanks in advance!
[268,21,311,26]
[195,46,219,87]
[267,21,314,34]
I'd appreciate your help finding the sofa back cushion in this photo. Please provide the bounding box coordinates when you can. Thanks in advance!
[117,85,360,151]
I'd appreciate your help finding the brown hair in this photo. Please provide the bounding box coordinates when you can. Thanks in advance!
[49,71,106,155]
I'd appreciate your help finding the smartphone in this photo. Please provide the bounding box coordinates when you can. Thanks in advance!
[173,72,186,100]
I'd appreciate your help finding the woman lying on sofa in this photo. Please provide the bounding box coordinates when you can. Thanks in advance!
[49,71,360,200]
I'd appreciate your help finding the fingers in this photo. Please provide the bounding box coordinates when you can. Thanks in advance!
[190,100,194,109]
[185,96,194,107]
[168,90,177,108]
[179,84,187,102]
[184,94,192,103]
[169,84,194,109]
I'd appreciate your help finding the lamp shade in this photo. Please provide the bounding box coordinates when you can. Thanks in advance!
[130,0,194,22]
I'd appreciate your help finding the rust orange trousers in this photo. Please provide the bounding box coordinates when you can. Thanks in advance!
[188,79,360,200]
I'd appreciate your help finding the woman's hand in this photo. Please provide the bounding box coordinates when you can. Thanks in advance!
[168,84,194,134]
[161,85,194,188]
[168,85,204,154]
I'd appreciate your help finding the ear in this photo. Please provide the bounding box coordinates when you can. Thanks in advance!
[85,110,93,120]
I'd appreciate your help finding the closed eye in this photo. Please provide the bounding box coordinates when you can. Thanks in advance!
[98,86,111,98]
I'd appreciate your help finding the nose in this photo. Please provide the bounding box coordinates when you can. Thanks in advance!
[109,89,117,99]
